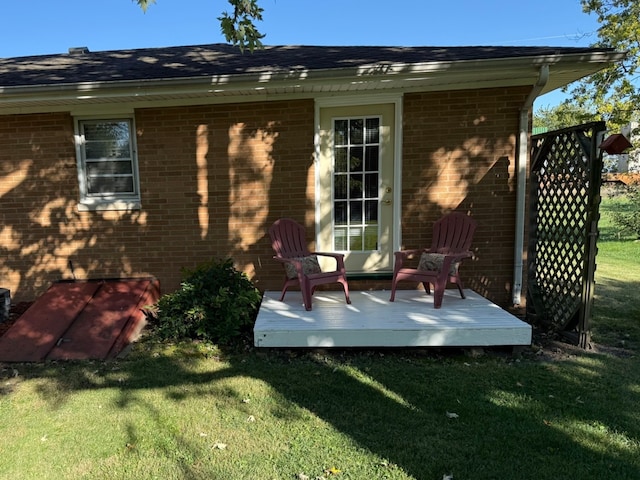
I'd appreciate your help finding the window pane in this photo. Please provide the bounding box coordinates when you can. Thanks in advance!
[349,200,362,222]
[349,174,363,198]
[86,160,133,176]
[334,174,347,199]
[349,147,363,172]
[365,200,378,221]
[334,202,347,225]
[84,122,131,160]
[365,146,379,171]
[349,227,363,250]
[365,118,380,143]
[349,119,363,144]
[83,121,129,142]
[334,147,348,172]
[85,140,131,160]
[334,120,348,145]
[365,173,378,198]
[364,225,378,250]
[334,227,347,250]
[87,176,134,195]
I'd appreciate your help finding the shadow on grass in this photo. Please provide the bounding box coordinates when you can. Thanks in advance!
[8,340,640,480]
[592,277,640,350]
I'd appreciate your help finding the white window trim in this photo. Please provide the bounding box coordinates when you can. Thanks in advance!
[73,114,141,212]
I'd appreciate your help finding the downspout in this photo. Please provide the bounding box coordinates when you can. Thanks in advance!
[513,64,549,306]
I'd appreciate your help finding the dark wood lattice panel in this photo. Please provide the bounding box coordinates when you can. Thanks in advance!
[527,122,605,344]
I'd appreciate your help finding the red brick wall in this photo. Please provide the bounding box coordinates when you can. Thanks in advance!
[0,101,317,301]
[1,89,530,307]
[402,87,530,306]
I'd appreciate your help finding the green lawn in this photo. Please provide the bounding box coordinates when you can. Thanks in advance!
[1,199,639,480]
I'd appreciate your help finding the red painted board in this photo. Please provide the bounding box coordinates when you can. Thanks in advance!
[0,282,100,362]
[47,279,154,360]
[107,277,160,359]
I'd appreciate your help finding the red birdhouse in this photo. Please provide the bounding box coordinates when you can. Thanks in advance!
[599,134,633,154]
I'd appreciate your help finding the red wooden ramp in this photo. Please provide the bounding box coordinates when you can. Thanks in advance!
[0,278,160,362]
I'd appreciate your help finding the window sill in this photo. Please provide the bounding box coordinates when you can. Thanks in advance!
[77,199,141,212]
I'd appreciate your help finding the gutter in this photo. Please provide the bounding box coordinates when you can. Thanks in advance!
[513,64,549,306]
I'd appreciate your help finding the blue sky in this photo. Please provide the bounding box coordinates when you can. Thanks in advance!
[2,0,601,109]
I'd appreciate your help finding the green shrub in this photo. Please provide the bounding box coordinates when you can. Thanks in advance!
[152,258,262,344]
[611,185,640,239]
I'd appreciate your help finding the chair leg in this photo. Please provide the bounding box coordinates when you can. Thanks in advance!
[338,277,351,304]
[389,276,398,302]
[300,278,313,311]
[279,277,296,302]
[433,288,445,309]
[433,275,448,309]
[279,279,289,301]
[455,276,466,299]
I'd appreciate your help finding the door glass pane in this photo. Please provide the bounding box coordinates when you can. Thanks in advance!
[365,200,378,222]
[364,225,378,250]
[335,147,348,172]
[349,200,362,222]
[332,116,380,251]
[365,173,377,198]
[365,118,379,143]
[334,227,347,250]
[365,145,379,171]
[349,227,363,250]
[334,201,347,225]
[335,175,347,199]
[349,119,363,144]
[349,174,363,198]
[349,147,363,172]
[334,120,348,145]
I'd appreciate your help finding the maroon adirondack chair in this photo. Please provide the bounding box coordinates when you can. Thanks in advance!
[390,212,476,308]
[269,218,351,311]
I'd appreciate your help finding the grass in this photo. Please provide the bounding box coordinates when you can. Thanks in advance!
[1,198,639,480]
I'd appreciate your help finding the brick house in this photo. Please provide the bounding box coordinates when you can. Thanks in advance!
[0,44,623,306]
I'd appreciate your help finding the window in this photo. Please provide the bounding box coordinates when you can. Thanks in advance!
[75,117,140,211]
[332,116,380,251]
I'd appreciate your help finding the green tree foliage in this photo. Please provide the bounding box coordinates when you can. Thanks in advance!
[568,1,640,129]
[134,0,265,52]
[533,103,597,131]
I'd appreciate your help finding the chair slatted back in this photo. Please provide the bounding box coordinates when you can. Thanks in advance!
[269,218,311,259]
[430,212,477,254]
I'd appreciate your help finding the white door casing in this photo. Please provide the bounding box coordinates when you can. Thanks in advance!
[315,97,402,273]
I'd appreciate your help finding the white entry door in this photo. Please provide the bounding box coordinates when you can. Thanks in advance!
[317,103,396,273]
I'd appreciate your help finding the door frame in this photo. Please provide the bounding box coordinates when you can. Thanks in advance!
[314,94,403,273]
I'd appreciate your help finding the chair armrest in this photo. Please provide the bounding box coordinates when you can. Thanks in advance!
[393,249,425,259]
[272,256,304,269]
[314,252,345,260]
[392,249,426,272]
[314,252,346,272]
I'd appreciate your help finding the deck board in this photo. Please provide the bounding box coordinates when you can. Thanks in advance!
[254,290,532,348]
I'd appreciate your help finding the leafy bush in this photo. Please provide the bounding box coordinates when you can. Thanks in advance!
[611,185,640,239]
[151,258,262,344]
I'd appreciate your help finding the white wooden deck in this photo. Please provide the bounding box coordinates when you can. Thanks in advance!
[254,289,532,348]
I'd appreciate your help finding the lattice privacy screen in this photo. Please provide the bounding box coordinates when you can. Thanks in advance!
[527,122,606,347]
